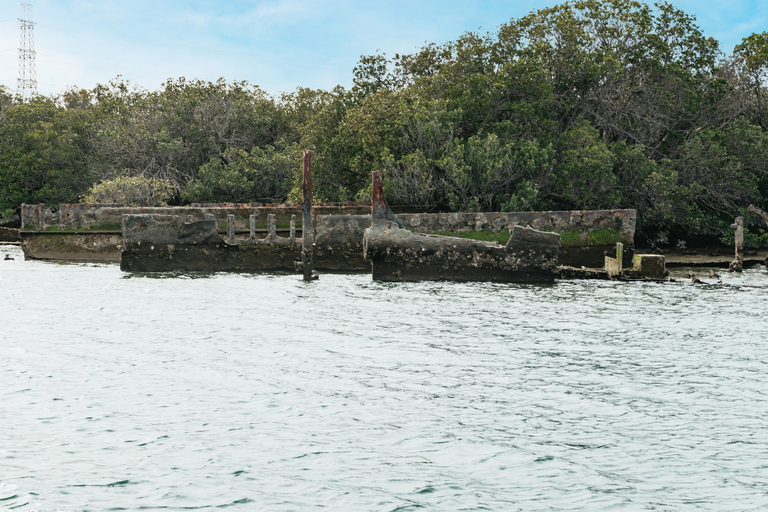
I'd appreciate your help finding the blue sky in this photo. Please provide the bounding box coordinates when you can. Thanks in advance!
[1,0,766,97]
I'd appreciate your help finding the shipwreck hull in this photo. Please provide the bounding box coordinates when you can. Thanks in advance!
[363,171,560,283]
[364,225,560,283]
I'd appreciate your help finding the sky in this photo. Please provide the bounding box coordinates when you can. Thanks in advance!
[0,0,767,98]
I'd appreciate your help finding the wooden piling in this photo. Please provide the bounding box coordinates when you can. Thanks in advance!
[730,216,744,272]
[249,214,256,241]
[290,214,296,244]
[301,150,314,281]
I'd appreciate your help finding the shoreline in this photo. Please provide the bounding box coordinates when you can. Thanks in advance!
[638,249,768,268]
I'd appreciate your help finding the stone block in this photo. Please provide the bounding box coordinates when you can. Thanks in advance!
[632,254,667,278]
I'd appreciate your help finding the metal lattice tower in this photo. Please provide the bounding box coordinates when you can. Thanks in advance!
[17,2,37,99]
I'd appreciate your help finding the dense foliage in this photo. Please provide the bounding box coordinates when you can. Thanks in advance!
[2,0,768,246]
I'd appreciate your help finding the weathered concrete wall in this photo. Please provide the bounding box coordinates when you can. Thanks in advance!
[397,210,635,245]
[120,214,302,272]
[314,215,372,271]
[21,203,371,232]
[22,204,635,241]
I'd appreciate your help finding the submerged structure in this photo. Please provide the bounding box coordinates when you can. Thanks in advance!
[363,171,560,282]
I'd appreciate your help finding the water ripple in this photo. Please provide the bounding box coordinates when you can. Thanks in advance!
[1,246,767,510]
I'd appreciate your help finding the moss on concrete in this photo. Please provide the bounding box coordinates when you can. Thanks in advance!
[432,227,626,248]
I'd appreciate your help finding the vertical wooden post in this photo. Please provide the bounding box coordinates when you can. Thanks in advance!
[290,214,296,244]
[730,216,744,272]
[249,214,256,241]
[301,150,314,281]
[186,214,193,223]
[227,214,235,243]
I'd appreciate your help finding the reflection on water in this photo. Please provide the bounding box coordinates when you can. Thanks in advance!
[2,244,768,511]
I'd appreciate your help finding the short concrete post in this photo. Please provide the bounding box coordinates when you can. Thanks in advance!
[604,241,624,278]
[37,203,45,231]
[730,216,744,272]
[187,214,193,223]
[301,150,315,281]
[249,214,257,241]
[227,214,236,244]
[290,214,296,244]
[267,214,276,239]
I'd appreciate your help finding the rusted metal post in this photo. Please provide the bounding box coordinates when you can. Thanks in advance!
[370,170,403,228]
[301,150,314,281]
[227,214,235,244]
[290,214,296,243]
[249,214,257,241]
[371,170,387,223]
[730,216,744,272]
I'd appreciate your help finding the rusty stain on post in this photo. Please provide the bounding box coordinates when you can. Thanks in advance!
[371,170,386,223]
[370,170,403,227]
[302,150,314,281]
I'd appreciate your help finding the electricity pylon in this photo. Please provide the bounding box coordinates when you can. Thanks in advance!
[18,2,37,99]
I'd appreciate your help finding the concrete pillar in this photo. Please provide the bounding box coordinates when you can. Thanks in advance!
[267,214,276,239]
[37,203,45,231]
[290,214,296,244]
[227,214,236,244]
[249,214,257,241]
